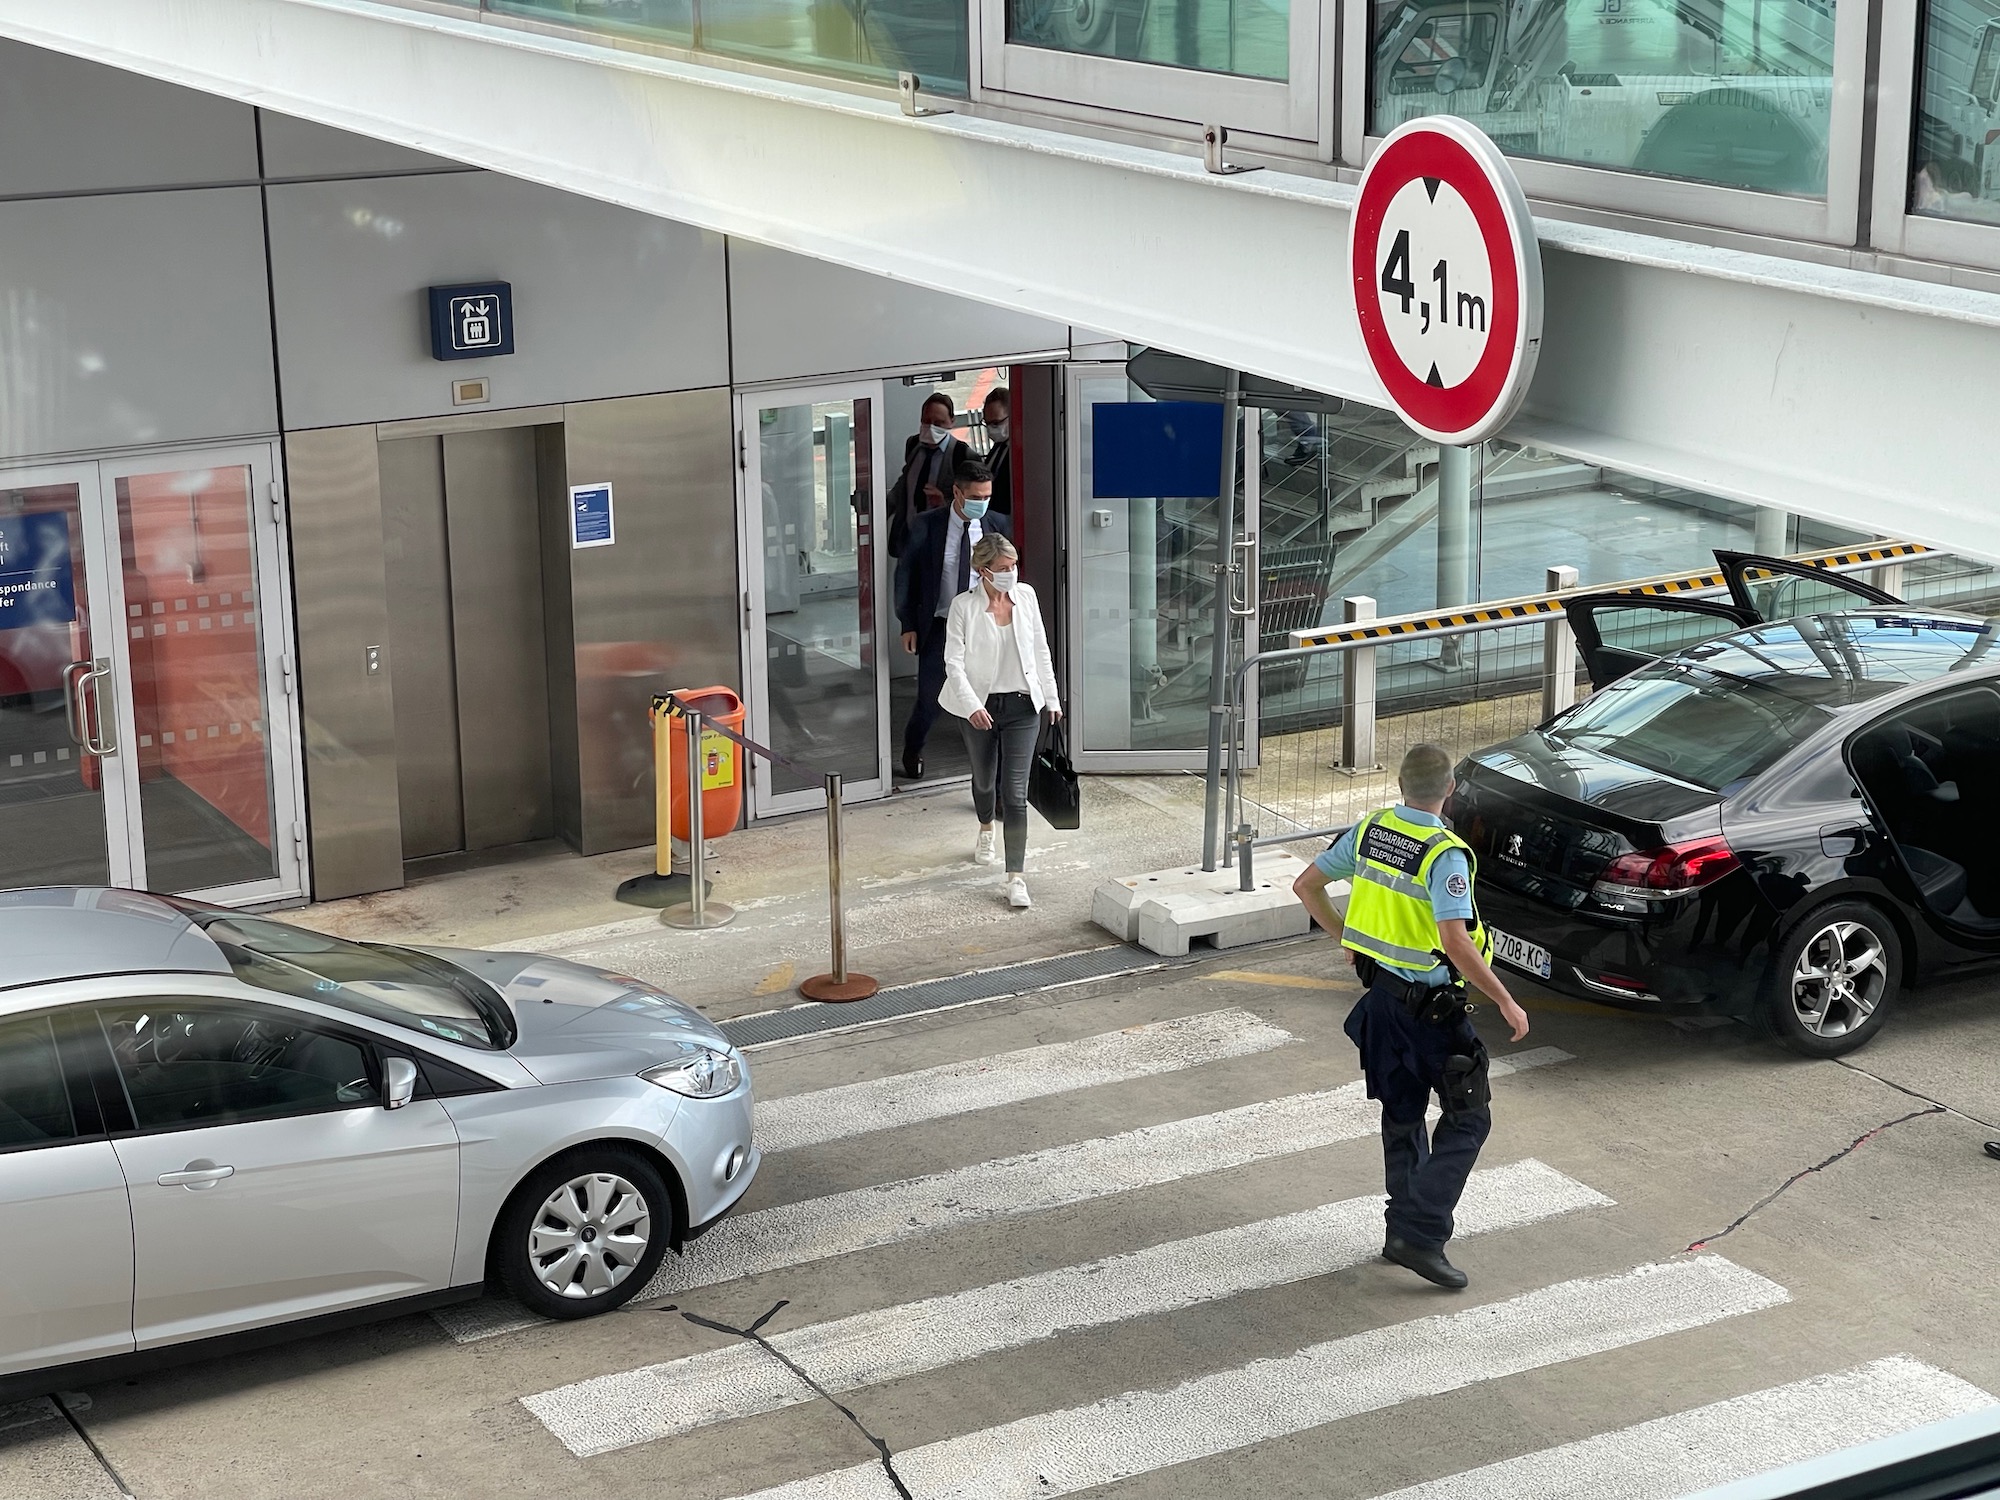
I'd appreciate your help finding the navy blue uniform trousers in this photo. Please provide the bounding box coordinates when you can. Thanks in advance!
[1345,984,1492,1250]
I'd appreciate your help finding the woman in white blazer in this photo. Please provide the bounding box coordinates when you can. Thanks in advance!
[941,533,1062,908]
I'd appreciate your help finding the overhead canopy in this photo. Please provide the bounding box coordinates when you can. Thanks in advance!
[1126,348,1347,415]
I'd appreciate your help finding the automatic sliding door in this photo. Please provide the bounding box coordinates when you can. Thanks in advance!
[741,386,889,816]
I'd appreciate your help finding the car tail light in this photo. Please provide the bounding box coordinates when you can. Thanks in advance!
[1591,837,1741,903]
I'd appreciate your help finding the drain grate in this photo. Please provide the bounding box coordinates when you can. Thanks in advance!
[720,944,1168,1048]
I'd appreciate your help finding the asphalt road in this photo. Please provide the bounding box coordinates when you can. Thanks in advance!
[7,936,1999,1499]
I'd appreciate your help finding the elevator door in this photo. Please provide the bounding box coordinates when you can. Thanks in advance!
[379,427,553,860]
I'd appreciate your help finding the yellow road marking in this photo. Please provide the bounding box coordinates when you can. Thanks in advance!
[752,961,797,996]
[1211,969,1347,990]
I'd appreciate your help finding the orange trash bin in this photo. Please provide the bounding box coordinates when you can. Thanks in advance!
[659,686,745,847]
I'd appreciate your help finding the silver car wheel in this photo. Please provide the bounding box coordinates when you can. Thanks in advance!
[528,1172,652,1300]
[1790,919,1888,1038]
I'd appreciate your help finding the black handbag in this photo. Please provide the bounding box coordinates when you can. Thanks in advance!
[1028,718,1082,830]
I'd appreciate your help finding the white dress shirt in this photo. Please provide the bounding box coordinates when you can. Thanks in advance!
[937,513,984,618]
[941,582,1061,718]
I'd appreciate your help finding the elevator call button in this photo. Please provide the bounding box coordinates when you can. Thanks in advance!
[1349,118,1541,446]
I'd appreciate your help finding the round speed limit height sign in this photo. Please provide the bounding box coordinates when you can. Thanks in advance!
[1350,117,1543,446]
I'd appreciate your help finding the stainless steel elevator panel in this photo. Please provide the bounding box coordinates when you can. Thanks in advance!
[442,426,553,850]
[378,435,463,860]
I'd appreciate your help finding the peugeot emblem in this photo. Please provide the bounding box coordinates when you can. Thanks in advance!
[1506,834,1524,857]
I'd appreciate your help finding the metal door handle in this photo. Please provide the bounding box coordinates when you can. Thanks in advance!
[1229,535,1260,618]
[62,660,93,747]
[79,657,116,756]
[158,1163,234,1188]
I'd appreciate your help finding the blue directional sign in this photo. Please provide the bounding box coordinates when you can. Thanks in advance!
[0,512,76,629]
[428,281,515,361]
[1090,401,1226,499]
[569,483,615,550]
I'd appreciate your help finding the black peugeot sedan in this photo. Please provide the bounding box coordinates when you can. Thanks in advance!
[1448,552,2000,1057]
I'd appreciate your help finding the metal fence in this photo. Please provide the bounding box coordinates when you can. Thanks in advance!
[1221,541,2000,889]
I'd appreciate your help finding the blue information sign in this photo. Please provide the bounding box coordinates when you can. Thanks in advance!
[427,281,515,361]
[569,483,615,550]
[0,512,77,629]
[1090,402,1225,499]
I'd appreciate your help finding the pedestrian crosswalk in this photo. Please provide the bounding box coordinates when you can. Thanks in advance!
[483,1003,1994,1497]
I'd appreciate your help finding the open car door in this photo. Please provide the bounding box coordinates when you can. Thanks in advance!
[1565,594,1761,690]
[1716,550,1901,622]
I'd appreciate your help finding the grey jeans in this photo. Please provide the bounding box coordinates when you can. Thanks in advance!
[962,691,1041,873]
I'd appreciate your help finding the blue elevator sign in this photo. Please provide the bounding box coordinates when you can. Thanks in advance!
[428,281,515,361]
[0,512,77,628]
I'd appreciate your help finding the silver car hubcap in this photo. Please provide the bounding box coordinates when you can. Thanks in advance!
[1791,920,1888,1038]
[529,1172,651,1299]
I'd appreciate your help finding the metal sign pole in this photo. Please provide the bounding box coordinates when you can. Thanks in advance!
[800,773,877,1002]
[663,708,735,929]
[1201,366,1242,872]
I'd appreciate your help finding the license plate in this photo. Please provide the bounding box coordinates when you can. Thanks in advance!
[1490,927,1552,980]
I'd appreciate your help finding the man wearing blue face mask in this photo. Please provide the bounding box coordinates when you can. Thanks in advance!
[888,393,963,558]
[894,461,1012,782]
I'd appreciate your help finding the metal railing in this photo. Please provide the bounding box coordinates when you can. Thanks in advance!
[1219,541,1961,892]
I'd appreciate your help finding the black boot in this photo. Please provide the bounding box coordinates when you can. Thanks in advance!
[1384,1235,1469,1289]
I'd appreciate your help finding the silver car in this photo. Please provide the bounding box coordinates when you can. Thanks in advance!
[0,887,757,1395]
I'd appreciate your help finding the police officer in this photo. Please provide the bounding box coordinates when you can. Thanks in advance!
[1292,742,1530,1290]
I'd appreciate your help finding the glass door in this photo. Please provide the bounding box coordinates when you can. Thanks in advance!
[0,462,128,889]
[0,446,305,903]
[739,383,890,817]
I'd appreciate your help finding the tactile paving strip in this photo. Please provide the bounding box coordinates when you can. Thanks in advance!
[720,945,1170,1049]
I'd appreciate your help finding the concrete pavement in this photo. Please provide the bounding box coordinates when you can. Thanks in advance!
[13,932,2000,1500]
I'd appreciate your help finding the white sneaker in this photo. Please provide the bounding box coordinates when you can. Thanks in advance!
[973,829,1000,866]
[1006,876,1032,909]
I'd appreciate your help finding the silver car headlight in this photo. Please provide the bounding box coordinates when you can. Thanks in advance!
[641,1047,741,1099]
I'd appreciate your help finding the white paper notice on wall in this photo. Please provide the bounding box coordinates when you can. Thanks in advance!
[570,483,615,550]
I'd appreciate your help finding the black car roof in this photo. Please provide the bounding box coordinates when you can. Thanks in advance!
[1674,610,2000,711]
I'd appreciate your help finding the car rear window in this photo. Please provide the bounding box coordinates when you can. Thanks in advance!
[1550,665,1830,791]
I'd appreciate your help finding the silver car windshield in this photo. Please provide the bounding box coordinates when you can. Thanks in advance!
[163,902,516,1051]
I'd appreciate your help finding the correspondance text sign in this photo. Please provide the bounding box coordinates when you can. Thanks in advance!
[0,513,77,628]
[1349,118,1542,446]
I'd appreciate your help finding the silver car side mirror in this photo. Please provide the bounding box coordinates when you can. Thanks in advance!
[383,1056,419,1111]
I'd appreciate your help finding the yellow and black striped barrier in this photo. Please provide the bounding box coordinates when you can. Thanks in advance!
[1288,542,1930,649]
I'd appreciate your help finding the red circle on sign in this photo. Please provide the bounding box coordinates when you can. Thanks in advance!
[1350,121,1535,444]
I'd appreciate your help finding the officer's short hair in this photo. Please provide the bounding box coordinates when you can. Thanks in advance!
[1399,743,1455,802]
[955,459,994,489]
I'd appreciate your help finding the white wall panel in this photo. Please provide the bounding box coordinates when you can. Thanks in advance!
[0,38,254,196]
[264,172,729,430]
[258,109,468,179]
[0,187,277,461]
[728,239,1069,385]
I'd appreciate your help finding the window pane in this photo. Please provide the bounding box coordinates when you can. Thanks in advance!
[100,1004,373,1130]
[1550,667,1828,789]
[1009,0,1290,82]
[1911,1,2000,224]
[0,1016,76,1149]
[1371,0,1838,195]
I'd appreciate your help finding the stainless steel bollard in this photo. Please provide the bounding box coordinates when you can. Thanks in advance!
[800,773,878,1001]
[662,709,736,929]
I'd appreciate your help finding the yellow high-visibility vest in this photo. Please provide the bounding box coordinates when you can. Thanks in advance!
[1340,806,1492,978]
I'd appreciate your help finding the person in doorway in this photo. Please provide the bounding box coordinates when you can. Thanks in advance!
[1291,743,1531,1290]
[942,532,1060,908]
[895,461,1012,781]
[888,393,963,557]
[981,385,1012,514]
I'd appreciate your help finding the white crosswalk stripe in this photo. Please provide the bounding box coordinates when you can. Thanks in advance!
[522,1157,1611,1456]
[637,1048,1573,1300]
[1366,1356,1996,1500]
[726,1256,1791,1500]
[754,1008,1297,1152]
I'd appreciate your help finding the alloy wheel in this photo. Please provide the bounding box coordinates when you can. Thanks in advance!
[527,1172,652,1300]
[1790,919,1889,1038]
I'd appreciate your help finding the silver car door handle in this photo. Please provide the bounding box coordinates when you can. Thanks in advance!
[158,1163,234,1188]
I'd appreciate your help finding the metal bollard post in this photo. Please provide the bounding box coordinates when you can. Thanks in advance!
[662,710,736,929]
[1236,822,1257,893]
[800,774,879,1002]
[1542,565,1580,722]
[1339,596,1379,775]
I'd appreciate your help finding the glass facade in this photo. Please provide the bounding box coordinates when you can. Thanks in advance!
[1371,0,1839,194]
[489,0,969,93]
[1008,0,1291,81]
[1912,0,2000,223]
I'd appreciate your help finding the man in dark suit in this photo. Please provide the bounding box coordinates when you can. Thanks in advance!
[888,393,964,557]
[981,385,1012,515]
[894,460,1011,781]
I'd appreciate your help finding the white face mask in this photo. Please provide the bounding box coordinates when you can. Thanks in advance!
[987,419,1009,441]
[923,423,950,445]
[985,568,1018,593]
